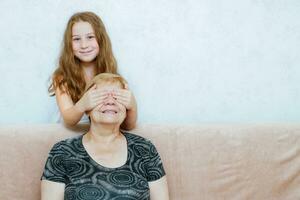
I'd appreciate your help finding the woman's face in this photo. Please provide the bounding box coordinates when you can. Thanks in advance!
[72,21,99,64]
[89,82,126,125]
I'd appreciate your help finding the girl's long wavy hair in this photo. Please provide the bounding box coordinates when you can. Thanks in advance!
[48,11,118,103]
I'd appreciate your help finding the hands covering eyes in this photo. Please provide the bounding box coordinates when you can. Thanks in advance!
[77,84,136,112]
[110,89,135,110]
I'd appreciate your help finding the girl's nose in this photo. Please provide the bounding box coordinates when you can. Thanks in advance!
[80,39,88,48]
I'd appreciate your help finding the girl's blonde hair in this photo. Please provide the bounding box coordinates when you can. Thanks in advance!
[48,11,118,103]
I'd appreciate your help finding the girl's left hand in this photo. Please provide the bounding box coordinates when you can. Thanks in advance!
[112,89,136,110]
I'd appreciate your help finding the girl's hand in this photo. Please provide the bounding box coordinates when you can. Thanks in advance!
[76,84,108,112]
[113,89,136,110]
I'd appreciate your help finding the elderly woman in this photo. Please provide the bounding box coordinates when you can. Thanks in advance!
[41,73,169,200]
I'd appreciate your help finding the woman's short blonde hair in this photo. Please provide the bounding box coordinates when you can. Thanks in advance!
[85,73,128,92]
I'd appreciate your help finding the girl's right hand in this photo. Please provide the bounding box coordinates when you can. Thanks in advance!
[75,84,108,112]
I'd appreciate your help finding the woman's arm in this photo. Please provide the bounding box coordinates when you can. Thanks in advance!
[41,180,65,200]
[149,176,169,200]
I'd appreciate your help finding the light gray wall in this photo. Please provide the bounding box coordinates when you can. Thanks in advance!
[1,0,300,124]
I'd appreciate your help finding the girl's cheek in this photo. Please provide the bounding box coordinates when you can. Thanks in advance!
[72,40,80,49]
[72,44,79,51]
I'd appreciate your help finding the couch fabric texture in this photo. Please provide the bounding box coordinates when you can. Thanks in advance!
[1,124,300,200]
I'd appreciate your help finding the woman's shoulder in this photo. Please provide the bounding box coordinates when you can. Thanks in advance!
[49,135,82,153]
[123,132,156,149]
[123,132,148,142]
[123,132,162,163]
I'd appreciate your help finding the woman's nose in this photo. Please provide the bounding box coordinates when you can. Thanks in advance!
[104,94,116,105]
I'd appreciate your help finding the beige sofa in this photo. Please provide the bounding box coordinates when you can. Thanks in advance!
[1,123,300,200]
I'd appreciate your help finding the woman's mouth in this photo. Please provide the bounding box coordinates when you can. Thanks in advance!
[101,109,118,114]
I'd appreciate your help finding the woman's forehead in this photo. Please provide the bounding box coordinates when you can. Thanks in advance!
[96,82,122,90]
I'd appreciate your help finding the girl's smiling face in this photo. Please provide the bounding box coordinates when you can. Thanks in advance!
[72,21,100,64]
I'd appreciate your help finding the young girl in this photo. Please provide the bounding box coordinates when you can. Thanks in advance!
[48,11,137,130]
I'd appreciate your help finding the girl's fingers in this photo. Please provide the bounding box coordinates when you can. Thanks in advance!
[88,89,133,108]
[94,89,110,95]
[115,99,127,105]
[113,91,131,98]
[112,89,129,95]
[92,95,109,104]
[94,93,109,100]
[113,94,129,100]
[115,98,131,108]
[90,99,105,109]
[114,96,129,102]
[90,90,110,99]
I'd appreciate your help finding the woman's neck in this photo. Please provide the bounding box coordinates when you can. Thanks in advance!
[86,123,122,144]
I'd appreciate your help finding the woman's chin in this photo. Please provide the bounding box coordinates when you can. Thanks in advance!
[90,112,126,126]
[91,117,122,126]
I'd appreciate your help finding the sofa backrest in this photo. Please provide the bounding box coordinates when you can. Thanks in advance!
[1,124,300,200]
